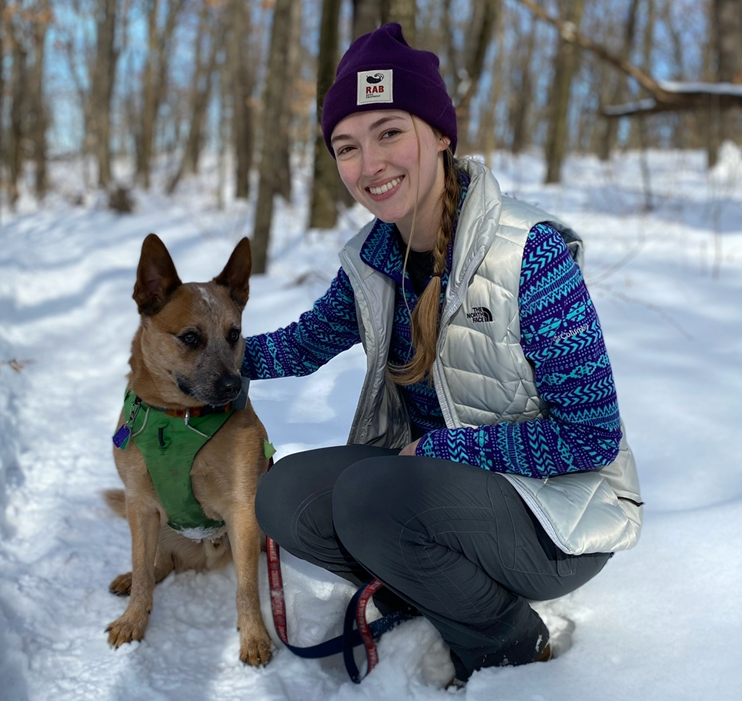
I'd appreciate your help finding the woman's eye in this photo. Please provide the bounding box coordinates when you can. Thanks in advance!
[336,145,354,156]
[382,129,401,139]
[227,328,241,344]
[179,332,200,348]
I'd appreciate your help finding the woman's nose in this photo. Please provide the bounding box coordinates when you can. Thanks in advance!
[361,146,384,177]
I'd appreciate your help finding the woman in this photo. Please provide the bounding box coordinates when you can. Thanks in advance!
[244,23,642,683]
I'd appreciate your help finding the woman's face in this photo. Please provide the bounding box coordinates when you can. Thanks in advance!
[330,110,449,246]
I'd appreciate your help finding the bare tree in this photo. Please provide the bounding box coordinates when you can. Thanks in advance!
[275,0,302,202]
[353,0,380,39]
[167,3,223,194]
[382,0,416,44]
[7,19,27,207]
[137,0,186,190]
[90,0,119,187]
[709,0,742,164]
[5,2,50,203]
[508,7,537,155]
[597,0,639,160]
[0,0,6,214]
[543,0,584,184]
[454,0,499,154]
[252,0,297,274]
[227,0,256,200]
[308,0,342,230]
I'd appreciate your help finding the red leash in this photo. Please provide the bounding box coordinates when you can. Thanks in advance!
[266,534,386,680]
[264,454,410,681]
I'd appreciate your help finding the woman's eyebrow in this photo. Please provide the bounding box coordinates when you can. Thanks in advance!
[331,116,406,144]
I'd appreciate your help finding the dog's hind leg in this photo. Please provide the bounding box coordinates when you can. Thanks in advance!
[109,544,174,596]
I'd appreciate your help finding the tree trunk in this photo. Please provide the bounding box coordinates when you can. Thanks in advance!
[0,0,5,216]
[543,0,585,184]
[29,1,50,200]
[308,0,342,230]
[276,0,302,202]
[138,0,185,189]
[381,0,416,44]
[509,9,536,155]
[166,4,222,194]
[597,0,639,161]
[229,0,254,200]
[138,0,159,189]
[8,26,25,208]
[252,0,296,274]
[714,0,742,147]
[91,0,119,187]
[353,0,380,39]
[455,0,498,154]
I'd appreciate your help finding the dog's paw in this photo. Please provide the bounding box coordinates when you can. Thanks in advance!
[106,612,148,648]
[239,627,273,666]
[109,572,133,596]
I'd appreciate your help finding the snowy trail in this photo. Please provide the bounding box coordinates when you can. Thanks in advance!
[1,150,741,700]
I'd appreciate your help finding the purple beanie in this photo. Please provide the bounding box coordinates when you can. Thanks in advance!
[321,23,457,156]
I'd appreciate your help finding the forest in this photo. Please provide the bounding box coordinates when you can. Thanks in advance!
[1,0,739,270]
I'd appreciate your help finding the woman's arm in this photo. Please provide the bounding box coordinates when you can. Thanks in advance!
[416,223,623,478]
[241,268,361,379]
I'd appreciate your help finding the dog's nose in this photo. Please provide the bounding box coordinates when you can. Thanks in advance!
[216,374,242,399]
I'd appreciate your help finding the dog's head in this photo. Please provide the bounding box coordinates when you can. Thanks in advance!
[131,234,252,408]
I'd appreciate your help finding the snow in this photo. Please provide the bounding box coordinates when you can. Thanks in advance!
[1,147,742,700]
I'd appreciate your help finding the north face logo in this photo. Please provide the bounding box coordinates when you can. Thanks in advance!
[466,307,493,323]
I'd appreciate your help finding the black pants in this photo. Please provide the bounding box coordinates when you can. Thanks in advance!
[255,445,610,681]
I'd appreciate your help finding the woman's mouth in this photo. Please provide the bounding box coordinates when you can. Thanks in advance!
[367,176,403,198]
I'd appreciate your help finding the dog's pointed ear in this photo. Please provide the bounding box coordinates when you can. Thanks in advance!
[133,234,183,316]
[213,237,252,311]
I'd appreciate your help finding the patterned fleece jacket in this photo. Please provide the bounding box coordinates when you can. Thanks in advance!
[242,192,622,479]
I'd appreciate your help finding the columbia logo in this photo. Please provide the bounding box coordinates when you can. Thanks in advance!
[466,307,493,323]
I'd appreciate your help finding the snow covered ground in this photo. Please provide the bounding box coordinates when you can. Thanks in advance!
[1,146,741,701]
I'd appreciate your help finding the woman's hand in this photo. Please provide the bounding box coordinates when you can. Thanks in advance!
[399,438,421,456]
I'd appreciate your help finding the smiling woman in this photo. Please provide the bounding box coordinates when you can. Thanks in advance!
[241,22,642,687]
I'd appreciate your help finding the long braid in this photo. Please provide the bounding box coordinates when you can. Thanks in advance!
[390,148,462,386]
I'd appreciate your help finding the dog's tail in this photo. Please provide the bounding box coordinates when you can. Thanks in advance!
[103,489,127,518]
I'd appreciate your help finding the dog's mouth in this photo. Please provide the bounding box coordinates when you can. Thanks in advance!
[175,373,242,407]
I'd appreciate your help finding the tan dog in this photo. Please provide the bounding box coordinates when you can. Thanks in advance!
[105,233,272,666]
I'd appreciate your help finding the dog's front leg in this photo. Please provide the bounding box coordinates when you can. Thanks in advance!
[226,505,272,666]
[107,502,160,647]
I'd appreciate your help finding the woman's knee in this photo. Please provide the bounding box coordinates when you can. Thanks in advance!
[254,455,303,541]
[332,457,409,558]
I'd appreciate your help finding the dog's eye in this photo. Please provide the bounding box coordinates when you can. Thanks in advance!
[179,331,201,348]
[227,327,241,344]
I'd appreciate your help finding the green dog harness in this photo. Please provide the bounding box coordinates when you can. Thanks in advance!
[115,390,234,539]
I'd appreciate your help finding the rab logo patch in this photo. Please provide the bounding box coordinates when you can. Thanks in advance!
[357,70,393,105]
[466,307,493,323]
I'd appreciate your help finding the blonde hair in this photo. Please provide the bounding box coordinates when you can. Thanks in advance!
[389,142,462,386]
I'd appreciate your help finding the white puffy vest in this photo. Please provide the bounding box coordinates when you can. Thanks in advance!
[338,159,642,555]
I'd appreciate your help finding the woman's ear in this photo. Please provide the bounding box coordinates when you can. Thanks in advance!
[438,135,451,153]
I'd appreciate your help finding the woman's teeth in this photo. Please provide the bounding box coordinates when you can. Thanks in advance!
[368,177,401,195]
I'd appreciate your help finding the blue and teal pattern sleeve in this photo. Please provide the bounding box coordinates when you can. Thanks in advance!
[241,268,361,379]
[416,223,623,478]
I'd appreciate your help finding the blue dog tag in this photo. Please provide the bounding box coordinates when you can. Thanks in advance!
[113,424,131,450]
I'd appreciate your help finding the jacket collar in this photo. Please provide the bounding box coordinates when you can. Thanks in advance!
[358,171,471,288]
